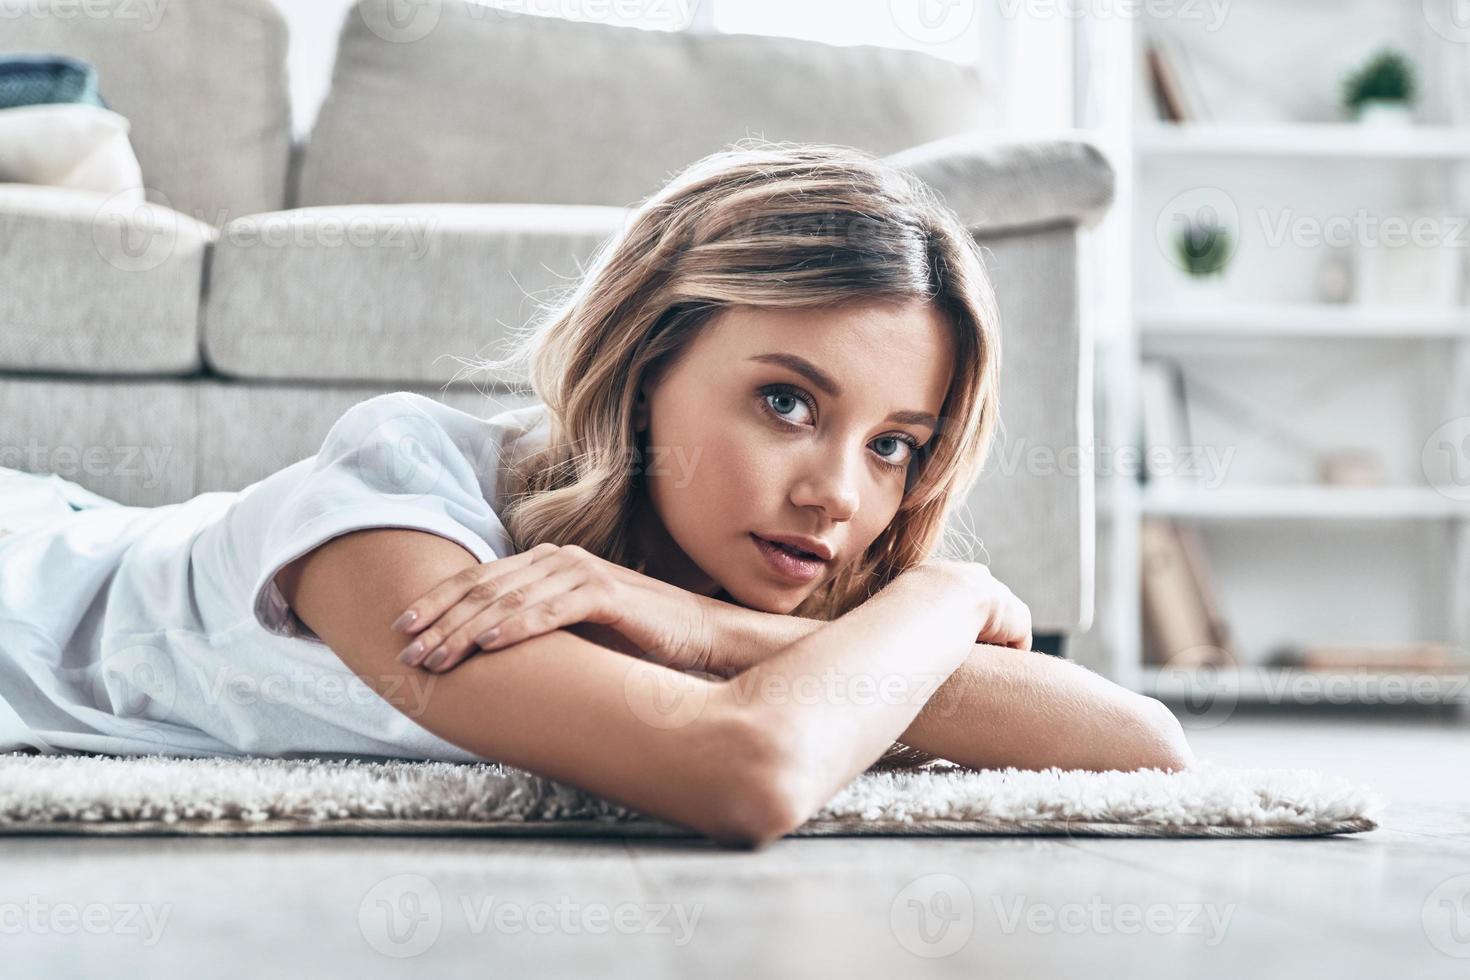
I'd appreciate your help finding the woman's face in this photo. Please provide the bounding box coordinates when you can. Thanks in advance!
[630,299,956,614]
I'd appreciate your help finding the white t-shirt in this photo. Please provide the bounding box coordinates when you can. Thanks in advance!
[0,391,551,761]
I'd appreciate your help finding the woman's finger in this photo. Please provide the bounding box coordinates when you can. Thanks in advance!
[393,542,560,635]
[398,556,572,667]
[421,569,596,673]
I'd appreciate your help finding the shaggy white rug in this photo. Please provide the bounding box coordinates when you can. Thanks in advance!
[0,751,1383,839]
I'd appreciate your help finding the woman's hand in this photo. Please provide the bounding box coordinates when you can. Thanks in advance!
[917,559,1033,651]
[390,542,717,674]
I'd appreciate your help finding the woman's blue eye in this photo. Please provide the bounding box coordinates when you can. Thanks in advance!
[766,391,810,422]
[759,385,919,473]
[873,436,907,465]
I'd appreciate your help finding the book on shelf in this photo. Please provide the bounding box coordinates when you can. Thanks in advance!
[1140,517,1237,669]
[1143,34,1211,124]
[1267,642,1463,673]
[1137,356,1195,489]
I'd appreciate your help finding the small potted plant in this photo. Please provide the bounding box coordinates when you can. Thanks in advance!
[1341,49,1416,127]
[1172,218,1234,301]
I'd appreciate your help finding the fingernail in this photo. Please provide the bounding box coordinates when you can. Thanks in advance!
[477,627,500,646]
[391,610,418,632]
[397,640,424,664]
[424,649,447,671]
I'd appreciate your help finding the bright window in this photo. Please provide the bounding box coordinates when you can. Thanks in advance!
[710,0,983,65]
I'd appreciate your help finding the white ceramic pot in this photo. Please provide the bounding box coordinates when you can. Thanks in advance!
[1172,271,1230,305]
[1352,99,1414,127]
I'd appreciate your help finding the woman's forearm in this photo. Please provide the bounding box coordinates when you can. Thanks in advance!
[886,644,1195,773]
[706,587,1194,775]
[705,603,823,677]
[708,565,985,819]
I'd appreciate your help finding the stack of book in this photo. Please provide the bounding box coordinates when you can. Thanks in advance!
[1144,35,1210,123]
[1140,517,1237,668]
[1267,642,1463,673]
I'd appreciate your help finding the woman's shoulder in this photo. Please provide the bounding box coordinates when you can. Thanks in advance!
[328,391,547,460]
[320,391,550,510]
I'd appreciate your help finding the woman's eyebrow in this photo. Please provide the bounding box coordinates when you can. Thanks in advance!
[746,352,939,428]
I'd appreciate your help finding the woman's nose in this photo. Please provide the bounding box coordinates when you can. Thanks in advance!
[789,445,861,520]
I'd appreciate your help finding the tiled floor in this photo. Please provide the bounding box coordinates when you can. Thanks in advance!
[1,709,1465,978]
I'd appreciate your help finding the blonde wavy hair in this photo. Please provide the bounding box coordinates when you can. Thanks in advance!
[465,138,1003,771]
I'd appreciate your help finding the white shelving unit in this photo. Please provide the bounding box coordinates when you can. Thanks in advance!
[1071,3,1470,709]
[1138,303,1470,338]
[1136,485,1470,520]
[1137,122,1470,159]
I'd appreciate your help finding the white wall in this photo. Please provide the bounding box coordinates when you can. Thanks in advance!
[265,0,359,139]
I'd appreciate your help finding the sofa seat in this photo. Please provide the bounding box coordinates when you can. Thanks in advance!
[0,375,541,507]
[0,185,216,374]
[201,203,631,387]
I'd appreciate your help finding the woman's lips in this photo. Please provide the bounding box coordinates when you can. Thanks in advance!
[750,533,826,583]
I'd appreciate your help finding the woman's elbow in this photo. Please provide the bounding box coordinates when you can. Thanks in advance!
[699,709,811,848]
[1132,696,1197,773]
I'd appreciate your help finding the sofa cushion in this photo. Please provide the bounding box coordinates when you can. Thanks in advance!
[195,382,543,496]
[2,0,292,224]
[297,2,989,208]
[201,203,631,387]
[0,185,215,374]
[0,376,197,506]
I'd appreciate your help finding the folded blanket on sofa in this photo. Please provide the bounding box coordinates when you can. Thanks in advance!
[0,102,144,200]
[0,54,105,110]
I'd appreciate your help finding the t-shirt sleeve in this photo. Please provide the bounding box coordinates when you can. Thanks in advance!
[249,392,507,643]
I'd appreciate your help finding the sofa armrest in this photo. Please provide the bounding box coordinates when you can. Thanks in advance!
[884,133,1116,236]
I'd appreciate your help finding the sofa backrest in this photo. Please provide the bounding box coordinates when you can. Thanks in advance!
[296,2,990,208]
[2,0,292,225]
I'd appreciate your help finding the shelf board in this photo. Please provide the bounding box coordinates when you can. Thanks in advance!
[1137,303,1470,339]
[1137,485,1469,520]
[1141,665,1470,707]
[1137,123,1470,160]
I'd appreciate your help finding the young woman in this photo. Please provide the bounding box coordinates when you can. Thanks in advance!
[0,140,1192,847]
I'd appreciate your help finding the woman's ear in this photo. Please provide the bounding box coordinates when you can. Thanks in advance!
[633,388,650,432]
